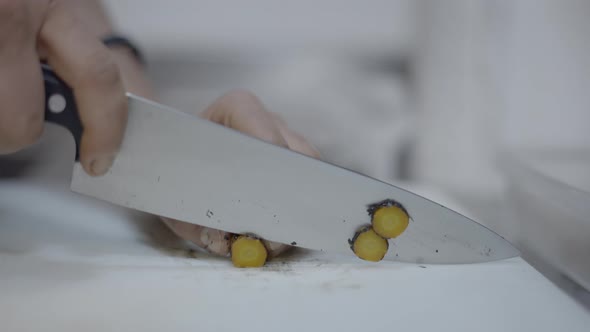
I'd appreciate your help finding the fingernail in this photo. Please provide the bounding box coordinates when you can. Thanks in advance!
[89,155,115,176]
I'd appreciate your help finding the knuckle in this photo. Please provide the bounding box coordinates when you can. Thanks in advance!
[78,48,121,87]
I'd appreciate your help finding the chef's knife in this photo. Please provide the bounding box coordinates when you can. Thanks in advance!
[42,64,519,264]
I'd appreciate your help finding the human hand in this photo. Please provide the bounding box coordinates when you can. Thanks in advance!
[160,90,321,258]
[0,0,127,176]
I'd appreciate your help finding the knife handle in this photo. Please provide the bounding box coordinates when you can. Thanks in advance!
[42,63,83,161]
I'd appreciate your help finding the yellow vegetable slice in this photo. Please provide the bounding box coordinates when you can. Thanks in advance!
[371,205,410,239]
[231,235,268,268]
[350,226,389,262]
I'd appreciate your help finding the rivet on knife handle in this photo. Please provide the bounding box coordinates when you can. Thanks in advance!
[42,63,83,161]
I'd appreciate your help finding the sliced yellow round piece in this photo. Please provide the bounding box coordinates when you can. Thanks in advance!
[371,205,409,239]
[231,235,268,268]
[351,227,389,262]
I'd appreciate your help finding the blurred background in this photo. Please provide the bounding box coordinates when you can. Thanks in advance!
[99,0,590,295]
[100,0,589,300]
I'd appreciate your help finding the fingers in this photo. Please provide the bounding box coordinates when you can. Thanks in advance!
[0,0,45,153]
[200,89,288,148]
[200,90,293,257]
[201,90,320,158]
[269,113,321,159]
[254,112,322,257]
[162,90,321,258]
[38,2,127,176]
[161,218,230,256]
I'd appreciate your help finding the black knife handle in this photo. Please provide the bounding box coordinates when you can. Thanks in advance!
[42,63,83,161]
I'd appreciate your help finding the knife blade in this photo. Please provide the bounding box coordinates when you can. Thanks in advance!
[42,64,519,264]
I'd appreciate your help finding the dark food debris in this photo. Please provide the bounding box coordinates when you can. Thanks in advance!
[366,198,410,219]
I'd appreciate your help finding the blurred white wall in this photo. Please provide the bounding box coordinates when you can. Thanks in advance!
[499,0,590,150]
[410,0,590,195]
[103,0,417,183]
[410,0,504,194]
[103,0,417,59]
[103,0,590,197]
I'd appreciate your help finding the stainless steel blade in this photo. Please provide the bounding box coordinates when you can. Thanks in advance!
[70,94,519,264]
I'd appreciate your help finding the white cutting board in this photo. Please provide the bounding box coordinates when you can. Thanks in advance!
[1,180,589,332]
[0,129,589,332]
